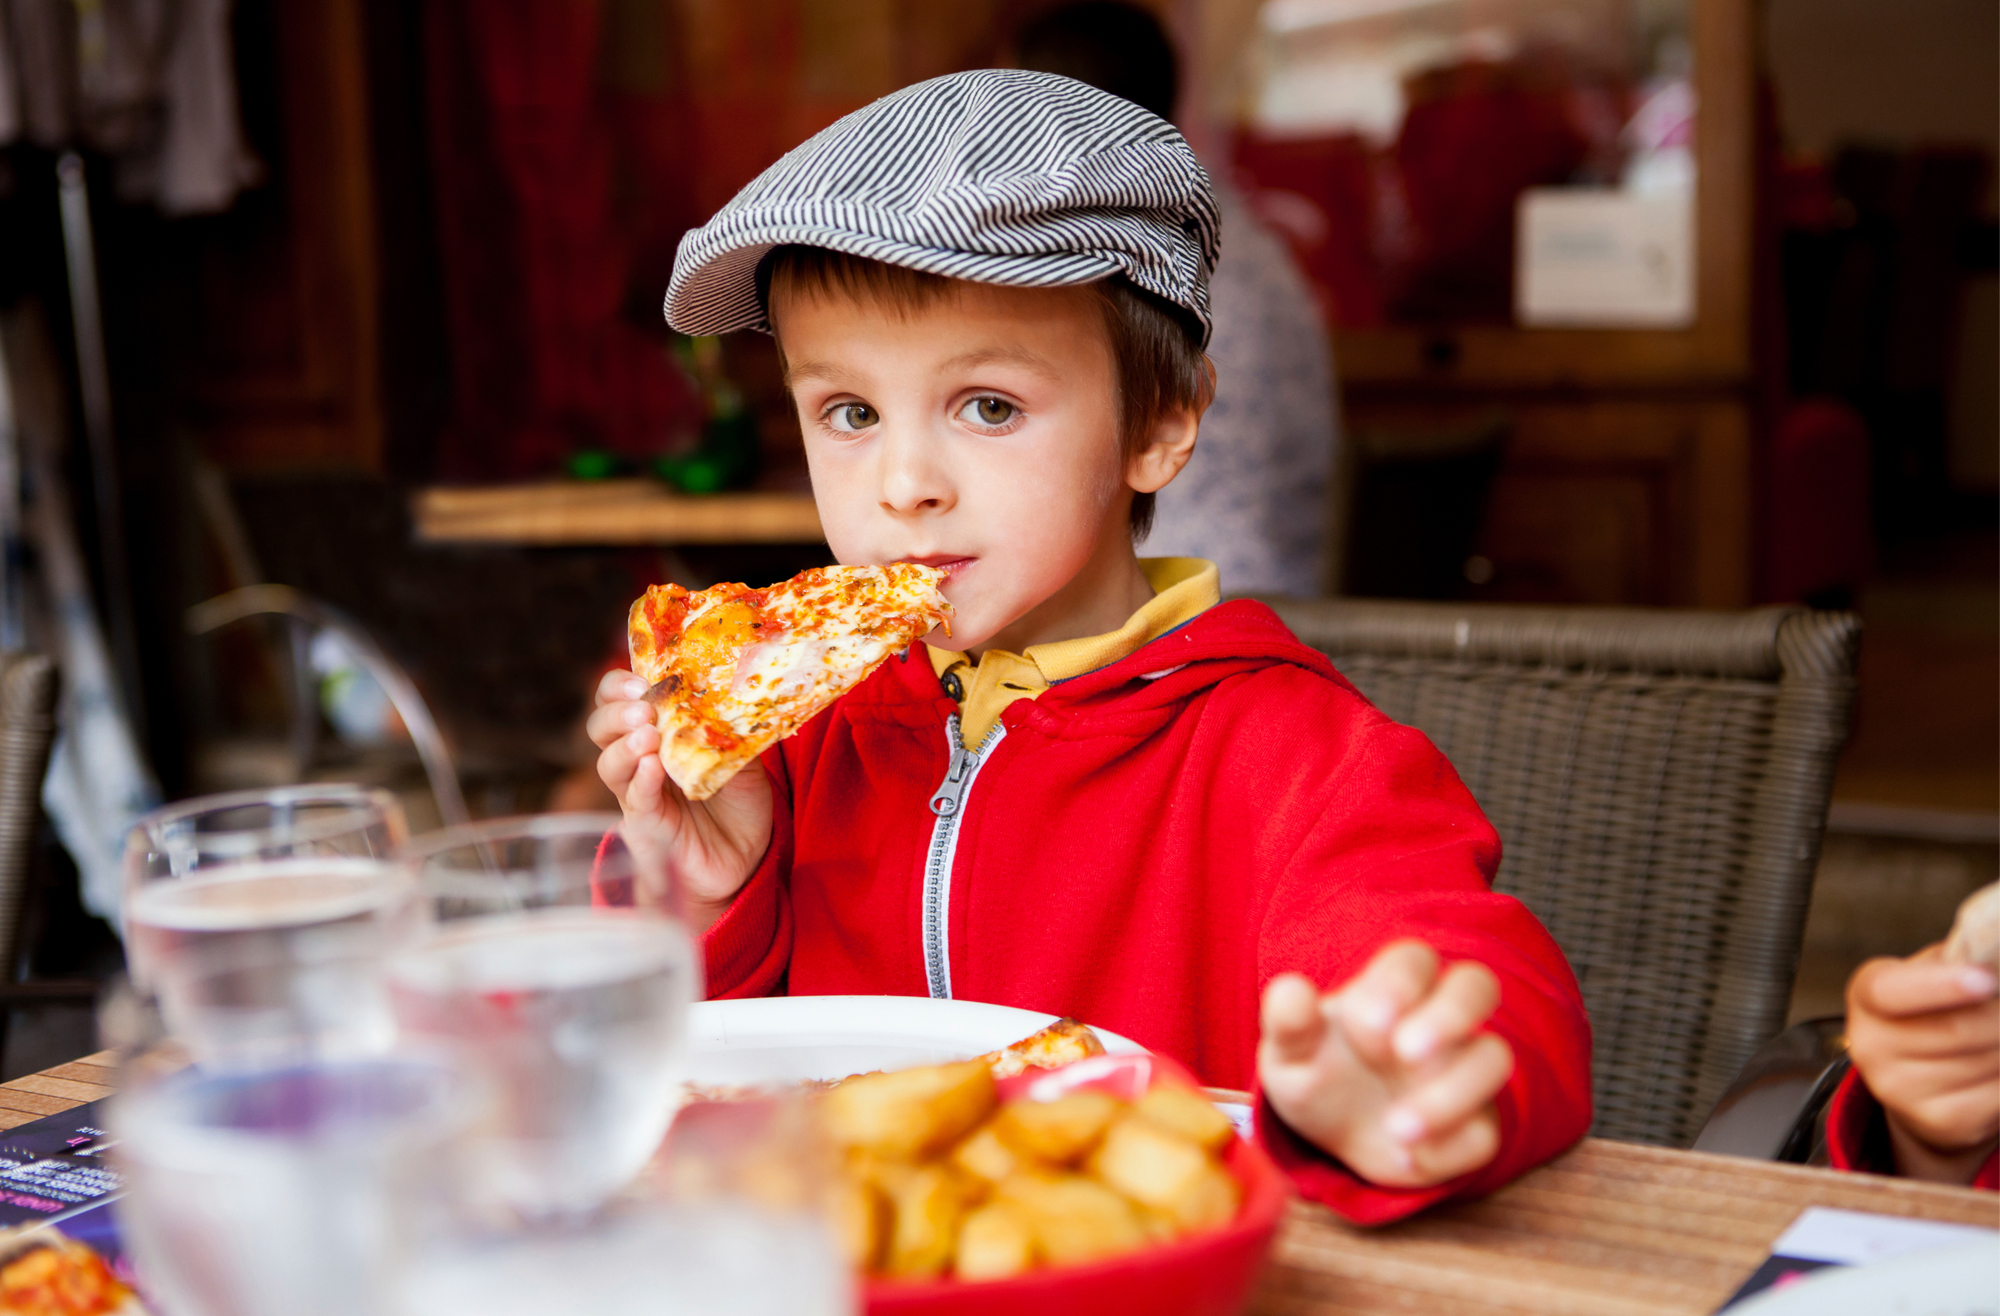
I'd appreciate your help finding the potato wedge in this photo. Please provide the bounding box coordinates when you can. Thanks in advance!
[1090,1117,1242,1234]
[954,1200,1038,1280]
[1131,1082,1237,1153]
[883,1163,967,1278]
[832,1175,888,1272]
[822,1059,997,1159]
[949,1122,1021,1187]
[992,1091,1122,1165]
[995,1171,1149,1266]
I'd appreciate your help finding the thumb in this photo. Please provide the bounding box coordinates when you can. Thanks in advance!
[1261,973,1326,1064]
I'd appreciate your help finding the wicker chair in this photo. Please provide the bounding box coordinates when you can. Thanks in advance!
[1265,600,1861,1148]
[0,653,97,1060]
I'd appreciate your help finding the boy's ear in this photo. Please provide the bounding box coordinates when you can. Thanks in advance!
[1126,355,1215,496]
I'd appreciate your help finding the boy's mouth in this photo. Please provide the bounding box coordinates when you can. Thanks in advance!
[898,555,976,579]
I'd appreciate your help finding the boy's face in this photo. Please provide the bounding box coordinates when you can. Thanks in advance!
[774,279,1158,653]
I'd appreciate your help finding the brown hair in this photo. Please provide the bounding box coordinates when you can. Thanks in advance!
[758,245,1210,539]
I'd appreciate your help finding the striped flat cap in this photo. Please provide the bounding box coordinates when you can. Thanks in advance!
[664,69,1222,346]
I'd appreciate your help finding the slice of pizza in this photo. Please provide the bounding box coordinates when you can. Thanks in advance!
[980,1018,1107,1079]
[629,564,952,800]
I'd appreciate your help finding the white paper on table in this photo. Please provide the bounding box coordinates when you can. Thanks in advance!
[1768,1206,1996,1267]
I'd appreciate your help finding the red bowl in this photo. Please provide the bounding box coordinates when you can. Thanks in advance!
[863,1053,1289,1316]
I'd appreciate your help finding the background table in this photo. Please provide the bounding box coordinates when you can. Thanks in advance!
[14,1054,1994,1314]
[413,481,824,545]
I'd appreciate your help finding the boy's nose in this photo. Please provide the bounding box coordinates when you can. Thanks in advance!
[876,424,956,517]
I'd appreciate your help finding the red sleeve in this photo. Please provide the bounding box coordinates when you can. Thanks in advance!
[697,746,795,1000]
[1249,717,1594,1224]
[1827,1067,1999,1189]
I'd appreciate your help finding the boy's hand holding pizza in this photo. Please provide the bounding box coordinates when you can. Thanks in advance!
[588,668,772,933]
[1260,942,1513,1188]
[589,565,952,933]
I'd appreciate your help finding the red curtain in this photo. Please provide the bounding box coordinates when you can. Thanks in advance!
[424,0,701,480]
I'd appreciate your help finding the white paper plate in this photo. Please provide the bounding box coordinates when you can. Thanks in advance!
[685,995,1145,1089]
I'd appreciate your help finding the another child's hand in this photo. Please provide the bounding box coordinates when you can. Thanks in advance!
[1846,943,1999,1185]
[1258,940,1514,1189]
[587,668,773,933]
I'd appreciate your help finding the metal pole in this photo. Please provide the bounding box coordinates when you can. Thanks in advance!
[55,151,145,735]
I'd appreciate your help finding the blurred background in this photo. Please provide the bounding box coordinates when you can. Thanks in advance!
[0,0,1991,1075]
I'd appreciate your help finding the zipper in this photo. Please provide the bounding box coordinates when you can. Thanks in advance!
[922,713,1005,999]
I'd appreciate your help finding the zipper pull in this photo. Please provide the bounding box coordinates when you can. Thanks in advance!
[930,715,977,817]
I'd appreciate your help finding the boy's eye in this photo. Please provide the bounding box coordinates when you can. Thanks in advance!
[960,396,1017,427]
[826,402,879,432]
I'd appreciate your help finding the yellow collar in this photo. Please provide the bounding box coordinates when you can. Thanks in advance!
[926,558,1218,744]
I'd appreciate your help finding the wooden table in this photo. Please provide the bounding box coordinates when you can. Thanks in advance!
[1249,1137,1996,1315]
[413,481,824,545]
[10,1054,1994,1314]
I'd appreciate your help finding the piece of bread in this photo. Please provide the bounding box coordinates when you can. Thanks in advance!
[1943,882,2000,970]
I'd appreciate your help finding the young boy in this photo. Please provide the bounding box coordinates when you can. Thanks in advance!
[591,69,1591,1222]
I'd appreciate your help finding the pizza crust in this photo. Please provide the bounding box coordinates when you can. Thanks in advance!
[651,706,739,802]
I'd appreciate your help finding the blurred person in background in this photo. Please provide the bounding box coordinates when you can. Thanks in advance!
[1015,1,1340,599]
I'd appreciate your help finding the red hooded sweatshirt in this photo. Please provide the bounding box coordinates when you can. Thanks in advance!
[698,598,1593,1223]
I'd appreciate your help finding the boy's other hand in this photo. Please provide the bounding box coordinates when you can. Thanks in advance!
[588,668,772,933]
[1846,943,2000,1185]
[1258,940,1513,1189]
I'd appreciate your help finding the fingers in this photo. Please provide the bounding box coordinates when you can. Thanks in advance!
[1333,940,1440,1066]
[587,697,657,750]
[1852,956,2000,1020]
[1393,962,1500,1065]
[1260,973,1326,1065]
[1404,1108,1502,1185]
[595,668,649,707]
[1875,1054,2000,1154]
[598,723,660,799]
[1856,996,2000,1061]
[1384,1032,1514,1146]
[623,739,670,817]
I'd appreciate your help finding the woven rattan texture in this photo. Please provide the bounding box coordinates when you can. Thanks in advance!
[1268,601,1859,1148]
[0,654,57,971]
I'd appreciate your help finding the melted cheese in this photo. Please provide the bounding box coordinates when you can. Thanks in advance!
[626,565,952,794]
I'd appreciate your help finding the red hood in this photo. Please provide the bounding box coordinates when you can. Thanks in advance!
[861,599,1354,725]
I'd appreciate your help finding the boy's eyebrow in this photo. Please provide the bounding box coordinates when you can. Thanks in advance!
[783,359,865,389]
[936,346,1063,380]
[786,346,1063,389]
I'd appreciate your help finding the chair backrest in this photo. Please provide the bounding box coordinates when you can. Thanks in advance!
[1266,600,1861,1147]
[0,653,58,978]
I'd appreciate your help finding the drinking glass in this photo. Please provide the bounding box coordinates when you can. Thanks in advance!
[116,1055,473,1316]
[397,1206,853,1316]
[122,785,419,1068]
[388,814,699,1222]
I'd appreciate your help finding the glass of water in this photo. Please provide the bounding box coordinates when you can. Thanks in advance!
[399,1204,854,1316]
[116,1054,474,1316]
[122,785,419,1068]
[389,814,700,1223]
